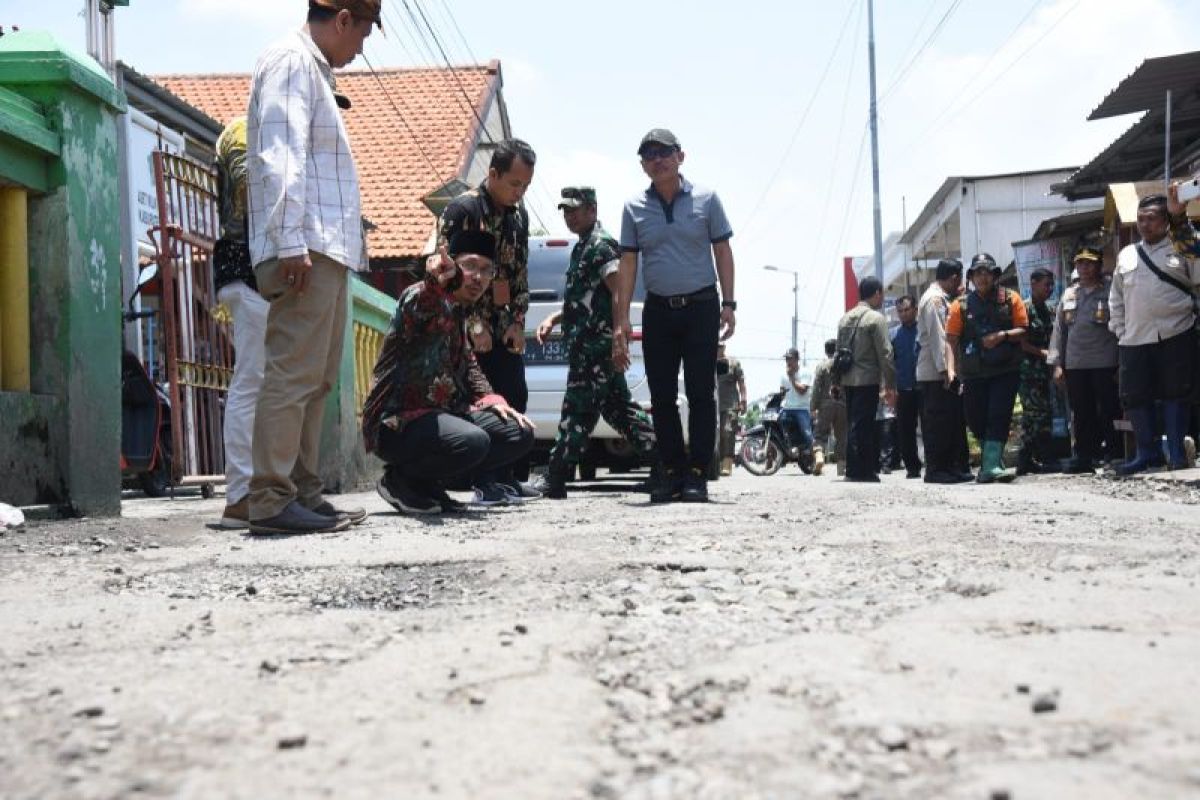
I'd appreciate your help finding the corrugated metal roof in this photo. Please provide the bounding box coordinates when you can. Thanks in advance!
[1088,50,1200,120]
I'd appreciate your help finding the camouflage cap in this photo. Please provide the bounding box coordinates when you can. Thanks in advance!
[557,186,597,210]
[309,0,383,29]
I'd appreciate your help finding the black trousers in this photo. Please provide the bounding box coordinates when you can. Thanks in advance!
[895,388,923,473]
[1065,367,1122,463]
[963,371,1020,443]
[475,347,530,482]
[844,384,880,479]
[1117,329,1194,409]
[376,410,533,487]
[920,380,969,475]
[642,293,720,473]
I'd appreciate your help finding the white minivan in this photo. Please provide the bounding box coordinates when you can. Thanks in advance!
[522,236,716,478]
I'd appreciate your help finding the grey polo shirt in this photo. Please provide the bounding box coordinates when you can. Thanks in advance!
[619,176,733,297]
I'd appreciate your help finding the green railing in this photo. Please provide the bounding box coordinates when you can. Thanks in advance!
[350,277,395,416]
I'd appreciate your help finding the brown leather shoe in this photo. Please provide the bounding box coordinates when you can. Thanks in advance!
[218,497,250,530]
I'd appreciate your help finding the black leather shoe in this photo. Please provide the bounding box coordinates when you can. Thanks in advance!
[924,470,962,484]
[680,469,709,502]
[650,470,683,504]
[1061,458,1095,474]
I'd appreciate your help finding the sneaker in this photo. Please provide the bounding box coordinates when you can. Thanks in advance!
[472,482,510,507]
[309,500,368,525]
[218,496,250,529]
[680,469,709,503]
[503,480,543,501]
[249,500,351,536]
[377,475,442,515]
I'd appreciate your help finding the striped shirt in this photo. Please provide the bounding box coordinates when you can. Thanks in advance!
[247,29,365,271]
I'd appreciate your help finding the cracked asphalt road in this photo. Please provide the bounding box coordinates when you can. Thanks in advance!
[1,468,1198,799]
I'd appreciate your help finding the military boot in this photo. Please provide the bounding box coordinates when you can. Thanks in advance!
[812,446,826,476]
[1015,444,1040,476]
[542,464,570,500]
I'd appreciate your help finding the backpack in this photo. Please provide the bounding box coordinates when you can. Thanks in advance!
[831,312,864,379]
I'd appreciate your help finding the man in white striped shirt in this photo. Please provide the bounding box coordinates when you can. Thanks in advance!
[244,0,380,536]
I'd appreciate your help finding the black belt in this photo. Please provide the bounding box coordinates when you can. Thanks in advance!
[647,285,718,309]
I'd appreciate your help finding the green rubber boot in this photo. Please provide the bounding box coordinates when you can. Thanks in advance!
[977,440,1017,484]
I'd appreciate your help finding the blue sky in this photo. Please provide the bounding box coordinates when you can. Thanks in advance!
[13,0,1197,396]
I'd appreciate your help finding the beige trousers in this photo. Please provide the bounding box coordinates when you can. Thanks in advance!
[249,252,348,519]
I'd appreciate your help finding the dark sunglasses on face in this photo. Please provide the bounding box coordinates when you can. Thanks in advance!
[640,146,677,162]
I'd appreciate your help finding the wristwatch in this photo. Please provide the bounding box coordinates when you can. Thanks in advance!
[722,300,738,311]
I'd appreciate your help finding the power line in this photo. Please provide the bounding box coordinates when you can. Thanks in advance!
[880,0,943,92]
[435,0,481,66]
[409,0,494,144]
[360,50,448,188]
[878,0,966,103]
[403,2,558,230]
[894,0,1072,160]
[741,0,862,233]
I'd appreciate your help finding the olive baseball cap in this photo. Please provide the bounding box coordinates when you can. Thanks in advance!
[637,128,680,155]
[557,186,596,210]
[309,0,383,29]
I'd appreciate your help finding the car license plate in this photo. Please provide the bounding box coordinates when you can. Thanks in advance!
[525,338,569,364]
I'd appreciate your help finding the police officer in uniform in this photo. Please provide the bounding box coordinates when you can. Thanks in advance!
[1048,246,1120,472]
[946,254,1029,483]
[536,187,658,499]
[1017,268,1058,474]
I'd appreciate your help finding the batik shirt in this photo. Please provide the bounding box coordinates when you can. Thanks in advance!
[361,276,502,454]
[561,221,620,348]
[1170,214,1200,258]
[438,182,530,341]
[213,117,256,292]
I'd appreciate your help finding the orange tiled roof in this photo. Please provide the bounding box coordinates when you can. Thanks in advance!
[156,64,500,261]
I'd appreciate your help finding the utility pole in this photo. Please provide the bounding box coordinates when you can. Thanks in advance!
[867,0,884,283]
[763,265,799,353]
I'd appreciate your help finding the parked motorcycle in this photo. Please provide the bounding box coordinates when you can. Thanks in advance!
[121,262,174,497]
[740,391,814,476]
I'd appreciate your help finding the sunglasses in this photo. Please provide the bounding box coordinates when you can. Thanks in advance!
[640,145,677,162]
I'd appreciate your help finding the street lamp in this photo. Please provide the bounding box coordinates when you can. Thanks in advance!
[763,265,799,355]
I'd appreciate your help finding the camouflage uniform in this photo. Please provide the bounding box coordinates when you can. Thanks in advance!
[548,206,657,473]
[1019,297,1054,452]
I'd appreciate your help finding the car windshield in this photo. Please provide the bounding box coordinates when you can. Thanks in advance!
[527,238,646,303]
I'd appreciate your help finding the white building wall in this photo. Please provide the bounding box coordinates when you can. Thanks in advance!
[958,171,1102,267]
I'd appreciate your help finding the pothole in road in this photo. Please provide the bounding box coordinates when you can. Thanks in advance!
[111,560,494,612]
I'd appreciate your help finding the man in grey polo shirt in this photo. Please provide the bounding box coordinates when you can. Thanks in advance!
[613,128,737,503]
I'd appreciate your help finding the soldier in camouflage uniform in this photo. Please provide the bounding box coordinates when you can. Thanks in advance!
[1017,268,1057,474]
[535,187,658,499]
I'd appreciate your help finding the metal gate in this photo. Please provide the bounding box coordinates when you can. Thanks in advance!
[150,150,232,490]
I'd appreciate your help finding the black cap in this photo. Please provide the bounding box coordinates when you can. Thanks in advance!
[783,347,800,359]
[447,229,495,261]
[637,128,680,155]
[969,252,1000,274]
